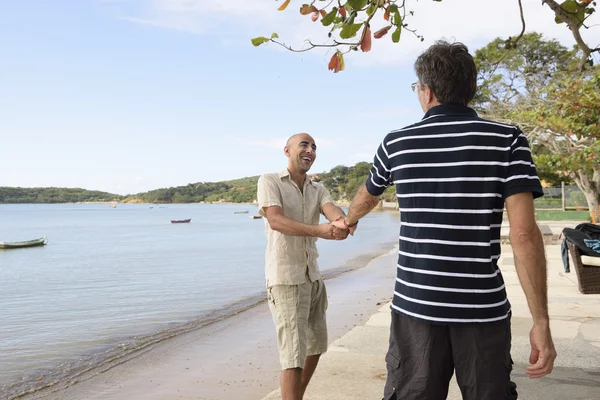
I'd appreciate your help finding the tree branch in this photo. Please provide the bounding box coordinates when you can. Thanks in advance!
[516,0,526,43]
[488,0,527,76]
[542,0,593,71]
[270,39,357,53]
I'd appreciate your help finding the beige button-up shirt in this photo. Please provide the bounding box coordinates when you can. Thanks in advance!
[257,169,334,287]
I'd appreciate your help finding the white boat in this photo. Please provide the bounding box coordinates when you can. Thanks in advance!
[0,236,47,249]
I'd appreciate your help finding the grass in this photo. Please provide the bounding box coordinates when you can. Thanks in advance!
[535,210,591,221]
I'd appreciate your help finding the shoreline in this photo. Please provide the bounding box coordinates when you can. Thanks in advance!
[1,202,399,211]
[15,243,398,400]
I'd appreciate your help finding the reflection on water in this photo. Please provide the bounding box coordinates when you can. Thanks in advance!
[0,203,399,397]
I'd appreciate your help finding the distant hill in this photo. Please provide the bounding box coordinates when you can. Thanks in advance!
[2,162,396,204]
[123,161,395,204]
[0,187,122,204]
[122,176,260,204]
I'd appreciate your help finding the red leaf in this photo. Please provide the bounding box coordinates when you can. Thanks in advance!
[320,9,327,17]
[311,11,319,21]
[373,25,392,39]
[300,4,318,15]
[328,51,345,73]
[360,26,372,52]
[339,7,347,19]
[384,7,390,21]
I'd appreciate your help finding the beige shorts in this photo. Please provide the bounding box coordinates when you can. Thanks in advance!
[267,279,328,370]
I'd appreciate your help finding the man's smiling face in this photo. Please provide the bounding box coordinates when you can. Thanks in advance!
[285,133,317,173]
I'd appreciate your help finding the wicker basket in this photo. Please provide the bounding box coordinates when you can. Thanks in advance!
[566,241,600,294]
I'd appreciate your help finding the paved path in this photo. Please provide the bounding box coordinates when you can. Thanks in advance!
[261,240,600,400]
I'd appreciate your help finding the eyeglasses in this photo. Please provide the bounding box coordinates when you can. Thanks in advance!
[411,82,418,92]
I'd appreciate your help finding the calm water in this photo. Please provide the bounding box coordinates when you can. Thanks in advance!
[0,204,398,397]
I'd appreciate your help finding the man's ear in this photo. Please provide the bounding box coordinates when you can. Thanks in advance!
[284,146,290,157]
[425,85,434,105]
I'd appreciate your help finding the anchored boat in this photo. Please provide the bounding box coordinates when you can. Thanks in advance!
[0,237,47,249]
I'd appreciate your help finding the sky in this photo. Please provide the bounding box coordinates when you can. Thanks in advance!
[1,0,598,195]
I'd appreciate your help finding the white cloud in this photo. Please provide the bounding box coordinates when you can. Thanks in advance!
[242,137,289,149]
[243,136,335,149]
[350,0,600,67]
[113,0,290,34]
[347,152,374,164]
[119,15,203,33]
[355,106,423,120]
[113,0,599,67]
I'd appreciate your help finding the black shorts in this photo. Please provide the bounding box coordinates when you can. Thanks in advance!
[383,311,518,400]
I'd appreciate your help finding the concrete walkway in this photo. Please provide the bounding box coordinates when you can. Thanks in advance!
[261,241,600,400]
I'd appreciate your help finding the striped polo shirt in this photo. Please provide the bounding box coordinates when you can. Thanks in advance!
[366,104,543,324]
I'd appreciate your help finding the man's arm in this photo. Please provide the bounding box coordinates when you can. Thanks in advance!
[505,191,556,378]
[345,184,380,226]
[322,202,346,222]
[264,206,341,240]
[507,192,548,323]
[332,140,392,234]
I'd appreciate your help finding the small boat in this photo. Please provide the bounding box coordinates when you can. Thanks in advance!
[0,236,47,249]
[171,219,191,224]
[250,215,263,219]
[109,205,117,208]
[234,211,249,214]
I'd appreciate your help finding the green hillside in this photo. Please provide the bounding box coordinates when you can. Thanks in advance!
[0,187,122,204]
[123,161,395,204]
[122,176,260,204]
[2,162,395,204]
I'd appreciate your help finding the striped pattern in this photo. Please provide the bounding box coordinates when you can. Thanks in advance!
[366,104,543,324]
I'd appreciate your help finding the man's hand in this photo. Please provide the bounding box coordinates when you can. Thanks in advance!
[316,223,348,240]
[331,216,358,236]
[525,323,556,379]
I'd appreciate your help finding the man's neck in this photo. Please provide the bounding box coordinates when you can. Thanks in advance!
[423,100,441,112]
[287,167,307,189]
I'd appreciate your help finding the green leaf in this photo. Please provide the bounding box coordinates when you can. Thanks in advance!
[391,27,401,43]
[346,0,369,10]
[251,36,271,46]
[322,7,338,26]
[366,4,376,16]
[393,9,402,27]
[332,21,345,31]
[347,10,357,25]
[339,23,363,39]
[554,0,586,27]
[271,32,279,39]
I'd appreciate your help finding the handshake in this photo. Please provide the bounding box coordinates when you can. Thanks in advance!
[316,216,358,241]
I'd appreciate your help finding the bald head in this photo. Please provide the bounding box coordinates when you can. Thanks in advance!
[286,133,315,148]
[284,133,317,174]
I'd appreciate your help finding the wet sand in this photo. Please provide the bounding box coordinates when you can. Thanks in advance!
[22,247,398,400]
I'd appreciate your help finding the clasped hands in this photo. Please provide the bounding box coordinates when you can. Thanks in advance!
[318,216,358,241]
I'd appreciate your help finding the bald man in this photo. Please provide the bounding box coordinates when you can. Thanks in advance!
[257,133,349,400]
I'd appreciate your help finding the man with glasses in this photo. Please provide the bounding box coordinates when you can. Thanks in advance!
[333,40,556,399]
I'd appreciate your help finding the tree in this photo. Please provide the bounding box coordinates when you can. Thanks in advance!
[515,70,600,221]
[252,0,598,72]
[474,33,600,222]
[473,33,575,110]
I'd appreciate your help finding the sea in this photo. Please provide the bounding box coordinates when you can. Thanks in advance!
[0,203,399,399]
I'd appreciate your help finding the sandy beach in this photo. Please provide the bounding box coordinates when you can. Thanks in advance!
[18,246,398,400]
